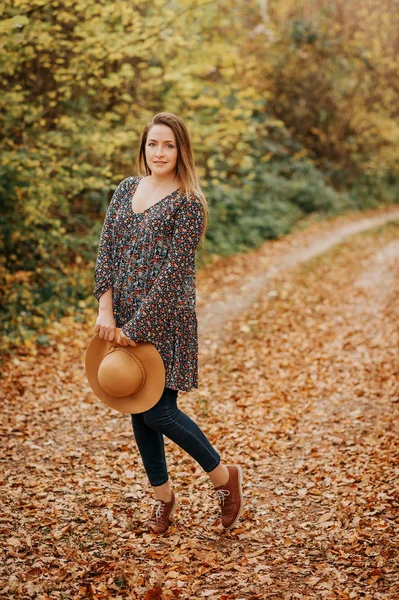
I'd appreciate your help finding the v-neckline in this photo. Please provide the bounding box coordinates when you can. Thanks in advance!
[130,176,181,215]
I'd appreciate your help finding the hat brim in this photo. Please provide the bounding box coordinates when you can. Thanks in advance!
[84,328,166,414]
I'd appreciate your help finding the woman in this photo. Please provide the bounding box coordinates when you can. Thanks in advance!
[93,112,243,534]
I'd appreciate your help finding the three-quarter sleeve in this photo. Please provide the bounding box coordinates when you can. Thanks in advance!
[121,194,204,341]
[93,178,129,301]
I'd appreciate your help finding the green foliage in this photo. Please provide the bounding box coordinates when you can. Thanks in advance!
[204,156,354,257]
[1,0,398,354]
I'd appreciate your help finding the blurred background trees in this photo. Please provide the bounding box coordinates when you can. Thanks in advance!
[1,0,398,350]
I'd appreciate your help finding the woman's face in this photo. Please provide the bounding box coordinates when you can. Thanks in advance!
[145,124,178,178]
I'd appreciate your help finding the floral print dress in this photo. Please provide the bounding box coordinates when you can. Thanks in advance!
[93,175,205,392]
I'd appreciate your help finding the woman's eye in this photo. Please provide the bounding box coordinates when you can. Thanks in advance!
[147,142,174,148]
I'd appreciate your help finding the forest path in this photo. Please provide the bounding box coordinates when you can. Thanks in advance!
[197,207,399,339]
[193,213,399,598]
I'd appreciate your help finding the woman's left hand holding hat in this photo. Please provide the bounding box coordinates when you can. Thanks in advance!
[116,330,138,347]
[94,313,137,347]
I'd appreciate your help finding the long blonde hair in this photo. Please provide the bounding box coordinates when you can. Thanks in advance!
[137,112,208,246]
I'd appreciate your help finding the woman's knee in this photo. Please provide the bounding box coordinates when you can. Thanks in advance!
[143,403,177,431]
[142,387,179,431]
[143,407,170,431]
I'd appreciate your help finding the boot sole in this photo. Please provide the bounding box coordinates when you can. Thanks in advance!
[223,465,244,531]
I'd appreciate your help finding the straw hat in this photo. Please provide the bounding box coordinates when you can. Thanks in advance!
[84,328,166,414]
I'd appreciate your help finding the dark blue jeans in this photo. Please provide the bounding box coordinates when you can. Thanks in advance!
[131,386,221,487]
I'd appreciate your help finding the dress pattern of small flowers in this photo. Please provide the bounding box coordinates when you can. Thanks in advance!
[93,175,205,392]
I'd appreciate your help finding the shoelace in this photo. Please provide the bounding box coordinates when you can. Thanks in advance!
[152,500,165,521]
[216,489,230,506]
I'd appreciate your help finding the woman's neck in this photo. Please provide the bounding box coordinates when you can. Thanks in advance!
[147,173,181,189]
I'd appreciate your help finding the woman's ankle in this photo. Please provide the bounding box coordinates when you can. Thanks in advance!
[152,481,173,502]
[208,463,230,488]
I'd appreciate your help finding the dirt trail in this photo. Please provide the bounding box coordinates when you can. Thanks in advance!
[197,208,399,338]
[1,209,399,599]
[194,219,399,597]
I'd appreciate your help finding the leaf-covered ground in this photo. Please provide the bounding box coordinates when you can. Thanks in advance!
[1,210,399,599]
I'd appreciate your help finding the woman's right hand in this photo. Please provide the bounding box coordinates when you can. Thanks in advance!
[94,309,116,341]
